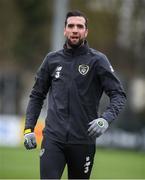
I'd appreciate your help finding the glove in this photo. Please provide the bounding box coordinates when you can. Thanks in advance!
[88,118,109,138]
[24,129,37,150]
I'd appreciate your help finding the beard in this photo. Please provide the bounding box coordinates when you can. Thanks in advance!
[66,38,84,48]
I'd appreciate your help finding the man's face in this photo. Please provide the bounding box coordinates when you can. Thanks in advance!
[64,16,88,47]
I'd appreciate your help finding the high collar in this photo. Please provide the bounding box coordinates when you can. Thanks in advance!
[63,40,89,56]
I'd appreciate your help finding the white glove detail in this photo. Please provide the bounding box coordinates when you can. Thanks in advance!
[88,118,109,138]
[24,132,37,150]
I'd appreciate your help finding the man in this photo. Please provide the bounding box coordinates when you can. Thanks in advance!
[24,10,126,179]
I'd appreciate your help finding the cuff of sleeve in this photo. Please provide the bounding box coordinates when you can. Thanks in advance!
[101,114,113,125]
[24,128,33,135]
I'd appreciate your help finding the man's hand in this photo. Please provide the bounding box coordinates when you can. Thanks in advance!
[24,129,37,150]
[88,118,109,138]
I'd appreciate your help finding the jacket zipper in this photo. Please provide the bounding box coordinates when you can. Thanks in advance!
[66,54,76,142]
[66,57,74,142]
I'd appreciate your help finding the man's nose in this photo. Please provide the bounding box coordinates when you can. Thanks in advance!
[72,25,78,32]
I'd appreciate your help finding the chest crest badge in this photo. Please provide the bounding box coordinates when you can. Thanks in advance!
[78,64,89,75]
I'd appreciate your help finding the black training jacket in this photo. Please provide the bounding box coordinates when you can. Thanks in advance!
[25,41,126,144]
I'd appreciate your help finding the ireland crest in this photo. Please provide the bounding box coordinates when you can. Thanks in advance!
[78,64,89,75]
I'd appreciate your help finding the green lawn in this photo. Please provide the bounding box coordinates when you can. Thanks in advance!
[0,146,145,179]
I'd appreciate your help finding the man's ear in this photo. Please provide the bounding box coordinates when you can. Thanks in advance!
[64,28,66,37]
[85,29,88,38]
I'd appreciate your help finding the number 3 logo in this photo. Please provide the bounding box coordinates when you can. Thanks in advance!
[84,156,91,174]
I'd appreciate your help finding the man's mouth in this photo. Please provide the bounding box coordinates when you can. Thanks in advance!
[71,36,79,40]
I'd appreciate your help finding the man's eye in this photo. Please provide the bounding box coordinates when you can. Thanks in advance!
[77,24,84,29]
[68,24,74,28]
[67,24,85,29]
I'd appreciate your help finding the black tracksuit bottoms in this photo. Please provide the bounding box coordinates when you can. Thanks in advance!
[40,137,96,179]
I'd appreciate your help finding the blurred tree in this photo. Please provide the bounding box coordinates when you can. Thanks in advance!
[0,0,21,67]
[117,0,145,76]
[14,0,52,69]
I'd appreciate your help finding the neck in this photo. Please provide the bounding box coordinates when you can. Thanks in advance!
[66,40,85,49]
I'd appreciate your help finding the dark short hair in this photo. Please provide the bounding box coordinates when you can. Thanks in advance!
[65,10,88,28]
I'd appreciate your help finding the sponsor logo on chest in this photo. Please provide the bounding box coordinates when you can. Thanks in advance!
[55,66,62,78]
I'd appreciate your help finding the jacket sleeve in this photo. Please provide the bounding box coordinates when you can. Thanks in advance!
[25,55,51,130]
[96,54,127,124]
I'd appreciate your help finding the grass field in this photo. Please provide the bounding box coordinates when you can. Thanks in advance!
[0,146,145,179]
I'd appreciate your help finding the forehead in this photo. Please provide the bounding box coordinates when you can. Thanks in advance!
[66,16,86,25]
